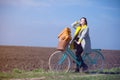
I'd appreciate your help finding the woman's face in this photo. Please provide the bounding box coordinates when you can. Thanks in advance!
[80,18,86,25]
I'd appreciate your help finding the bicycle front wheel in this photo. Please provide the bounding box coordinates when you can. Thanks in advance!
[83,49,104,72]
[48,51,71,72]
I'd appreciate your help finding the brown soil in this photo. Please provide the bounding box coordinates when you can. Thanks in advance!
[0,46,120,72]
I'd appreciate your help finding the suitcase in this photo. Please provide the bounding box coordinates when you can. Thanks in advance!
[57,27,72,51]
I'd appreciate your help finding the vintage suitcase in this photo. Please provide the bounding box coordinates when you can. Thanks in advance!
[57,27,72,51]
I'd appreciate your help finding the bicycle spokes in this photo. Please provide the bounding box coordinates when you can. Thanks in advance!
[49,51,71,72]
[84,50,104,72]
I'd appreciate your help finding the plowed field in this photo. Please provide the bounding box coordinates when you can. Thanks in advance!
[0,46,120,72]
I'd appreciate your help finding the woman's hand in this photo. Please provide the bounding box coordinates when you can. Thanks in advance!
[76,41,80,45]
[74,39,82,45]
[71,21,79,29]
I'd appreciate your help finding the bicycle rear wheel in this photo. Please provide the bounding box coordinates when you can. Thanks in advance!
[83,50,104,72]
[48,51,71,72]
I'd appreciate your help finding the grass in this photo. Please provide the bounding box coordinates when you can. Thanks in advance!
[0,68,120,80]
[87,67,120,74]
[102,67,120,72]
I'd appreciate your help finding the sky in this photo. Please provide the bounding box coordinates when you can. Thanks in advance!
[0,0,120,50]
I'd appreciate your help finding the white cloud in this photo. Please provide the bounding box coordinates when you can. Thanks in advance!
[0,0,51,7]
[100,6,119,11]
[48,0,93,7]
[0,0,93,8]
[0,0,118,11]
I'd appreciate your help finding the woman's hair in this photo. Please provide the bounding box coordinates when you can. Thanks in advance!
[80,17,87,26]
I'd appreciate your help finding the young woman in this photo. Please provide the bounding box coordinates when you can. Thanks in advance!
[71,17,91,72]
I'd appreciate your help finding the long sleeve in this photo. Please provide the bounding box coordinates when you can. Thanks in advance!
[77,26,91,53]
[78,27,88,42]
[71,21,80,29]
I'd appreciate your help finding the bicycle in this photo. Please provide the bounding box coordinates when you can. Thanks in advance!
[48,44,105,73]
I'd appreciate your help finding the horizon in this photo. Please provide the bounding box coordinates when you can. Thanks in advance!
[0,45,120,51]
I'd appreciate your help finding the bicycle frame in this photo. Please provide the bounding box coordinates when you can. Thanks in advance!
[58,46,104,67]
[58,46,82,67]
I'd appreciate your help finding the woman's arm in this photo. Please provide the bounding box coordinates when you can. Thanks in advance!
[71,21,80,29]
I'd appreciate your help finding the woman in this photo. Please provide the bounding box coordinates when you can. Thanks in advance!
[71,17,91,72]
